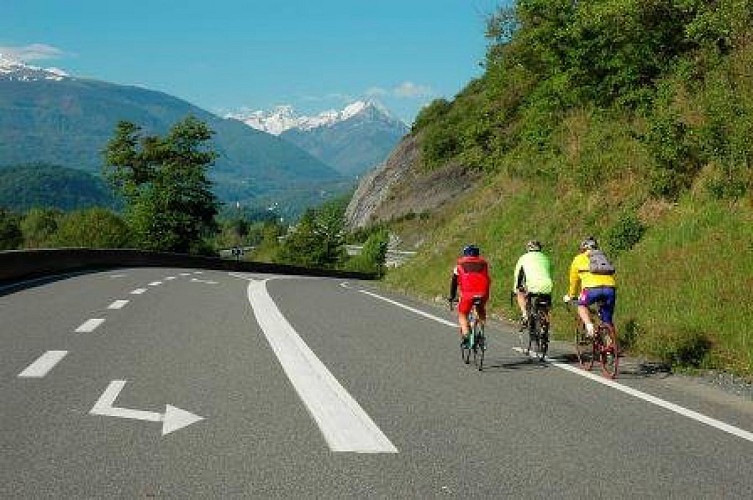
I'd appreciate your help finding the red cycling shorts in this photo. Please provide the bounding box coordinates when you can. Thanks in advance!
[458,294,488,316]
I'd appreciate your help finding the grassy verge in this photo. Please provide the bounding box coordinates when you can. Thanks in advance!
[384,172,752,378]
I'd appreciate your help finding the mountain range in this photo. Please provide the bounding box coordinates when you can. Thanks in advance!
[0,55,364,217]
[227,101,409,178]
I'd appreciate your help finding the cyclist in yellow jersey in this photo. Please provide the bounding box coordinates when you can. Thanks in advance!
[563,237,616,337]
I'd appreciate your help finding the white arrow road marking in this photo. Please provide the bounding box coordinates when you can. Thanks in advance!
[356,286,753,445]
[130,288,147,295]
[75,318,105,333]
[18,351,68,378]
[90,380,203,436]
[108,300,129,310]
[246,279,398,453]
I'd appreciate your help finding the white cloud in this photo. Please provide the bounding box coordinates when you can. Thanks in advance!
[393,81,433,98]
[0,43,66,62]
[365,86,388,97]
[365,82,435,99]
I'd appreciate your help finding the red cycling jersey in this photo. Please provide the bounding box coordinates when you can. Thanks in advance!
[454,256,491,314]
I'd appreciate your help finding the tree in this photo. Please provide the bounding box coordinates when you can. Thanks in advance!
[346,228,389,276]
[21,207,63,248]
[277,198,347,268]
[0,208,22,250]
[103,116,219,253]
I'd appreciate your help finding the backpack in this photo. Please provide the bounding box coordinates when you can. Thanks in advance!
[588,249,615,275]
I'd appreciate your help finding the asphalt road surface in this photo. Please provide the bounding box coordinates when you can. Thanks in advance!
[2,268,752,498]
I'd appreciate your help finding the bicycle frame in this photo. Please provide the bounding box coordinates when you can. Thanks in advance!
[569,299,619,378]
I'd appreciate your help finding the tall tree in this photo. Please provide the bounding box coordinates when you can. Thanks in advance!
[103,116,219,253]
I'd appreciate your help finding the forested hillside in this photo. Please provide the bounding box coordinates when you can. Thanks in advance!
[0,164,116,211]
[371,0,753,376]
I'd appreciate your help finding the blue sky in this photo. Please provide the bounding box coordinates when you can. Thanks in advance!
[2,0,508,124]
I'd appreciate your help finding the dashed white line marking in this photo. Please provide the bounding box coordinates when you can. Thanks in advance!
[246,279,397,453]
[358,286,753,445]
[75,318,105,333]
[130,288,147,295]
[18,351,68,378]
[109,274,127,278]
[148,281,163,286]
[179,273,191,276]
[108,300,129,310]
[165,276,176,280]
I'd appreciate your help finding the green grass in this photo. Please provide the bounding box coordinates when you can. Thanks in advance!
[384,170,753,378]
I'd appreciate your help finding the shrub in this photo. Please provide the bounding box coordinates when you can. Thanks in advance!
[51,208,131,248]
[606,211,646,253]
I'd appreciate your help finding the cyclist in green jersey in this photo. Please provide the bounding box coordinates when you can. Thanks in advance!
[513,240,554,327]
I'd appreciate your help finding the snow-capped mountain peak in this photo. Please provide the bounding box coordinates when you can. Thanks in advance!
[0,53,70,82]
[226,100,401,135]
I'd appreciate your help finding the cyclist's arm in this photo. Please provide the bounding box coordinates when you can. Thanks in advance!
[567,255,583,298]
[513,256,524,292]
[449,268,458,301]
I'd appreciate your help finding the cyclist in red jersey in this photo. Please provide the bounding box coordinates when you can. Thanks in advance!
[448,244,491,347]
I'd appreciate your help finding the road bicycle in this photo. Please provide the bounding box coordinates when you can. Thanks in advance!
[568,299,619,379]
[522,293,551,361]
[450,296,486,371]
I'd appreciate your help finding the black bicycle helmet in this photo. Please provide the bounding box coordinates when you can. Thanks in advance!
[580,236,598,251]
[462,244,480,257]
[526,240,542,252]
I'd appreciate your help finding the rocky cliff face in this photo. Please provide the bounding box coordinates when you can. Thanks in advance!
[345,133,482,230]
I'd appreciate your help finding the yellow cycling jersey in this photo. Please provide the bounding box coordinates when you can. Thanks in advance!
[567,251,616,297]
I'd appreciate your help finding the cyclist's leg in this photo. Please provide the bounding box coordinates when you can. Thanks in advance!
[457,296,472,340]
[477,296,488,326]
[597,287,616,326]
[577,289,595,336]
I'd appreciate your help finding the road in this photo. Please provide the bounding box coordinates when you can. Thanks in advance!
[2,268,752,498]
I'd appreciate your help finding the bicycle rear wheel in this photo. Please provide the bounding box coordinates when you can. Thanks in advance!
[536,312,549,361]
[574,322,594,370]
[461,324,474,365]
[598,324,619,379]
[474,326,485,371]
[527,317,540,359]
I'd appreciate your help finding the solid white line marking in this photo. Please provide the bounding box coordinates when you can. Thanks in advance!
[75,318,105,333]
[358,289,457,327]
[246,279,397,453]
[18,351,68,378]
[130,288,147,295]
[511,347,753,443]
[148,281,163,286]
[108,300,129,309]
[357,287,753,444]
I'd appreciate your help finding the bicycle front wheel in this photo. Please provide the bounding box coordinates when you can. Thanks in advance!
[574,322,594,370]
[598,324,619,379]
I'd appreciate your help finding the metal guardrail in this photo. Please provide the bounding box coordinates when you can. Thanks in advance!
[0,248,377,286]
[344,245,417,267]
